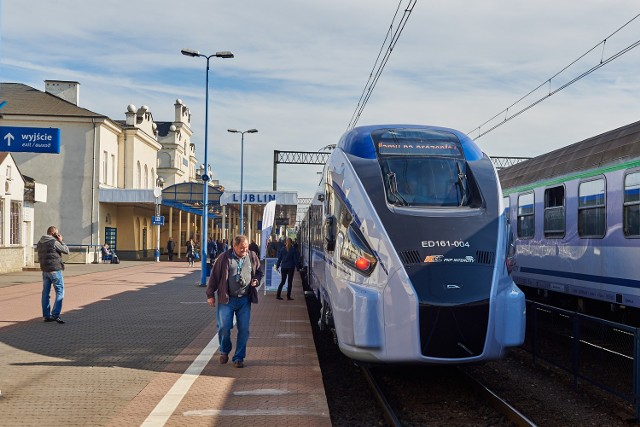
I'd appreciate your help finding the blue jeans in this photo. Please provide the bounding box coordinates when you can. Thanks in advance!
[42,270,64,318]
[217,295,251,362]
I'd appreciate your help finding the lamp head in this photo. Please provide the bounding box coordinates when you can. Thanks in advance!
[181,48,200,57]
[227,129,239,133]
[247,129,258,133]
[215,51,234,58]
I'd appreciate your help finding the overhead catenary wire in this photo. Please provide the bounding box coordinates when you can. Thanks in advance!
[347,0,417,131]
[469,13,640,140]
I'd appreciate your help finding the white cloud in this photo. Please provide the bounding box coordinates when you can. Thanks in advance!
[1,0,640,198]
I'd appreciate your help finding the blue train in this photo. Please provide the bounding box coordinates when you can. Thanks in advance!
[499,119,640,323]
[298,124,526,364]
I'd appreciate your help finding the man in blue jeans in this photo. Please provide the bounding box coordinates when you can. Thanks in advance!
[37,226,69,324]
[206,235,263,368]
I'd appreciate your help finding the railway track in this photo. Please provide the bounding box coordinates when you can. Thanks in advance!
[360,364,536,427]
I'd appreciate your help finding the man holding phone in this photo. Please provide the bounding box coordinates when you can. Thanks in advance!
[37,226,69,324]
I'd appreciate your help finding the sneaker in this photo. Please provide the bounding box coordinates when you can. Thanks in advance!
[44,317,55,322]
[233,360,244,368]
[276,296,283,300]
[219,353,229,364]
[52,317,65,324]
[287,297,294,300]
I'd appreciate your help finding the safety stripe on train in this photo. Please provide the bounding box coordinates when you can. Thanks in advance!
[520,266,640,288]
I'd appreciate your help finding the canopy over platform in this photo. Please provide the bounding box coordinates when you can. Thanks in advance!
[161,182,224,219]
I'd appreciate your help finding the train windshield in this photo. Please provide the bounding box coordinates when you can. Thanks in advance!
[372,129,470,207]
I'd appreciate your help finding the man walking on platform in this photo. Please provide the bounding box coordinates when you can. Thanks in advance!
[37,226,69,324]
[206,235,263,368]
[167,236,175,261]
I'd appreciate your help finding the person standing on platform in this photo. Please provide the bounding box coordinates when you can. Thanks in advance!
[206,235,263,368]
[207,237,217,263]
[37,226,69,324]
[248,239,260,258]
[167,236,175,261]
[186,238,195,267]
[266,236,277,258]
[275,237,299,301]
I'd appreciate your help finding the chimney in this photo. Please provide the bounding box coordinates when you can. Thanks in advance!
[45,80,80,106]
[174,99,191,125]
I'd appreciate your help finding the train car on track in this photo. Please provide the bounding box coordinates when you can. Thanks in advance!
[298,124,526,364]
[499,119,640,323]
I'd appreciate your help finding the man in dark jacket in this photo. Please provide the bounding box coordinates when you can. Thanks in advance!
[167,236,175,261]
[37,226,69,324]
[248,239,260,258]
[206,235,263,368]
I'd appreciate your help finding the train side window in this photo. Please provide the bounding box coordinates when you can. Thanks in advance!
[503,196,510,223]
[578,178,606,238]
[544,186,565,238]
[517,192,535,239]
[623,172,640,237]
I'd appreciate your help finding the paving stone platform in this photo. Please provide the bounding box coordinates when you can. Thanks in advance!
[0,261,330,426]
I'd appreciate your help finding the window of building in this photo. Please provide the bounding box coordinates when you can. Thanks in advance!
[517,192,534,239]
[102,151,108,184]
[111,154,116,186]
[578,178,606,238]
[144,165,149,189]
[6,165,12,180]
[136,161,141,188]
[623,171,640,237]
[10,201,21,245]
[544,186,565,238]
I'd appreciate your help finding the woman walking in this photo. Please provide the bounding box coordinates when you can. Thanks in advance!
[275,238,298,300]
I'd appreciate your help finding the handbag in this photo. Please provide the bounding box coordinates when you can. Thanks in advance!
[194,252,200,260]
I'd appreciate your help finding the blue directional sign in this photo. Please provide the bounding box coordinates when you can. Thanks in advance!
[152,216,165,226]
[0,126,61,154]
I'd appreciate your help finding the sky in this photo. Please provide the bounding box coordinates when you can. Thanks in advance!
[1,1,639,198]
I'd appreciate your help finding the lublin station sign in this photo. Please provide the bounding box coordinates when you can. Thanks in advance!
[0,126,61,154]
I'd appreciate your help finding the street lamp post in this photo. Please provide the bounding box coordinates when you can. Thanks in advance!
[227,129,258,236]
[154,177,164,263]
[181,48,234,287]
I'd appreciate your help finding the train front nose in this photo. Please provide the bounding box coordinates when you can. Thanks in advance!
[418,300,489,358]
[405,262,494,358]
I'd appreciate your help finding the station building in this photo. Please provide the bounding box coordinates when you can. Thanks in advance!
[0,152,48,273]
[0,80,210,262]
[0,80,299,267]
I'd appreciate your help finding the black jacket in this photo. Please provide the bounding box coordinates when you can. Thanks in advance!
[37,235,69,272]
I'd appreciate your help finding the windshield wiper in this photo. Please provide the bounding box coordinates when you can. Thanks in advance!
[387,172,409,206]
[456,162,468,206]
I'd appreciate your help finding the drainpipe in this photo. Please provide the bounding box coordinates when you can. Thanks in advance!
[91,118,98,263]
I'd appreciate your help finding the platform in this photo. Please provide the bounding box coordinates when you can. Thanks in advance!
[0,261,331,426]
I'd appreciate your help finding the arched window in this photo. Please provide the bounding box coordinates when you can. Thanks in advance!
[144,165,149,189]
[136,161,142,188]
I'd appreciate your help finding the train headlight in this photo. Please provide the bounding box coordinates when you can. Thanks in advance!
[341,226,377,276]
[355,257,371,272]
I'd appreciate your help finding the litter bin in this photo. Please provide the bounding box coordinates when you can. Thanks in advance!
[206,262,212,277]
